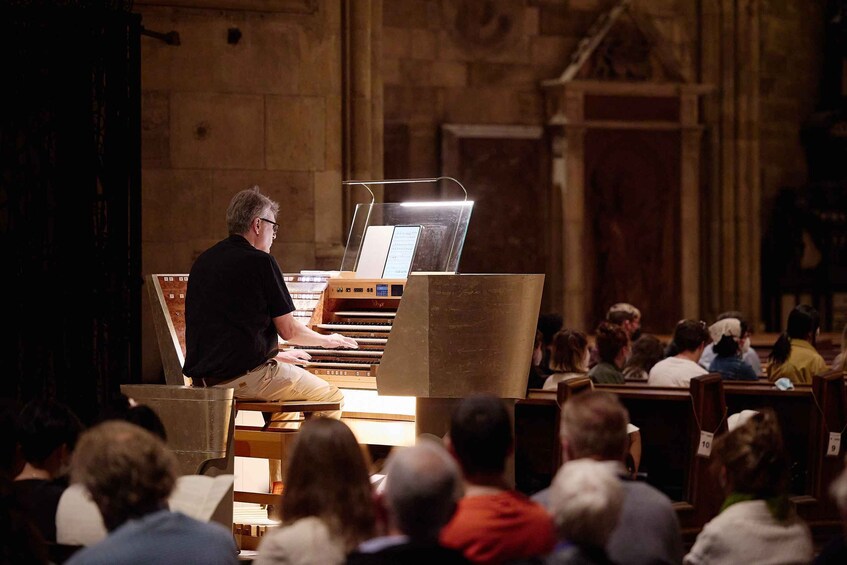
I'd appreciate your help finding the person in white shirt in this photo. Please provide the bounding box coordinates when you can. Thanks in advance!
[648,320,709,387]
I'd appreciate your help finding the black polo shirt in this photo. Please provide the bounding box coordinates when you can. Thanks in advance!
[183,235,295,385]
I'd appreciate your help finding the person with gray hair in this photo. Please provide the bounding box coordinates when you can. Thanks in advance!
[546,459,624,565]
[184,185,356,421]
[65,421,237,565]
[532,391,683,565]
[347,440,470,564]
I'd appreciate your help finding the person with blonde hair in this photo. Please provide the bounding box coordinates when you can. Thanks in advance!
[546,459,624,565]
[684,409,812,564]
[66,421,237,565]
[256,418,376,565]
[543,329,590,390]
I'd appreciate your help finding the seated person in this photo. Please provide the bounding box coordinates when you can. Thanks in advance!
[699,310,761,374]
[684,410,812,564]
[533,391,683,565]
[588,323,629,385]
[527,330,547,390]
[257,418,376,565]
[545,459,624,565]
[537,313,564,377]
[183,186,355,419]
[622,335,665,381]
[13,398,83,543]
[588,303,642,368]
[66,421,237,565]
[348,440,469,565]
[440,394,555,563]
[767,304,827,385]
[648,320,709,387]
[708,318,758,381]
[543,329,590,391]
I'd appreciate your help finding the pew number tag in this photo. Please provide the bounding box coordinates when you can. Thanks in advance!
[827,432,842,458]
[697,431,714,457]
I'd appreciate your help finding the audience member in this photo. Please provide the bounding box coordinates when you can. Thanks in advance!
[56,402,170,547]
[537,313,565,376]
[440,394,555,563]
[684,409,812,564]
[706,318,758,381]
[543,329,590,391]
[622,335,665,381]
[528,330,547,390]
[257,417,375,565]
[815,456,847,563]
[65,421,237,565]
[589,323,629,384]
[698,311,761,374]
[768,304,827,385]
[348,440,469,565]
[545,459,624,565]
[648,320,709,387]
[13,398,83,543]
[606,303,642,342]
[533,391,683,565]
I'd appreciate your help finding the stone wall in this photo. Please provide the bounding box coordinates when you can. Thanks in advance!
[138,0,344,380]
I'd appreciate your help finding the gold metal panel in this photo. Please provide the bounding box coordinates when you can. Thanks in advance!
[377,274,544,399]
[120,384,234,475]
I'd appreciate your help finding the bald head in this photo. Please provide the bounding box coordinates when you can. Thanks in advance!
[383,440,463,541]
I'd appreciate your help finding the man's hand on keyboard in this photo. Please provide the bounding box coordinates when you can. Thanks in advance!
[276,348,312,364]
[325,333,359,349]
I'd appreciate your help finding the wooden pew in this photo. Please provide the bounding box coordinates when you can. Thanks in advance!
[517,375,726,541]
[722,372,847,543]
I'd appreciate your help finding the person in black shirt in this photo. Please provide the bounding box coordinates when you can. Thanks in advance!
[183,186,355,419]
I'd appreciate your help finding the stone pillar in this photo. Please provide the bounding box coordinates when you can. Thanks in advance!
[341,0,384,238]
[700,0,762,327]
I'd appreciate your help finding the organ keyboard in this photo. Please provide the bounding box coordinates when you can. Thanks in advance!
[284,275,407,388]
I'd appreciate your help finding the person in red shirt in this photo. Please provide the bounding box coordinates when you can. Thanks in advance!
[440,394,555,564]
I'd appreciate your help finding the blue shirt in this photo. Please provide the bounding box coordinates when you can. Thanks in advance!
[66,510,238,565]
[709,355,758,381]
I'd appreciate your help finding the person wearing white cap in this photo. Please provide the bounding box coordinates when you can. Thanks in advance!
[707,318,758,381]
[698,310,762,374]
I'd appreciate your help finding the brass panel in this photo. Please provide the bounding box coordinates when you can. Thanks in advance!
[378,274,544,399]
[120,384,234,475]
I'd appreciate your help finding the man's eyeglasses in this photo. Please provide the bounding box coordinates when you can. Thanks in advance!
[259,217,279,235]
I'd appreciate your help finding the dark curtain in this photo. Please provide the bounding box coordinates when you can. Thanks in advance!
[0,2,141,424]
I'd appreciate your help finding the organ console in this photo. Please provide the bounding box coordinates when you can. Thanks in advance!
[143,181,546,551]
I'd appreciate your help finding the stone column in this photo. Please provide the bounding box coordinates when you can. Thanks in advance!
[341,0,384,235]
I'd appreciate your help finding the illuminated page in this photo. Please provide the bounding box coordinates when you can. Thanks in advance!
[355,225,395,278]
[383,225,421,278]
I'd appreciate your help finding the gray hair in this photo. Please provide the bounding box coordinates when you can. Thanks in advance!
[226,185,280,235]
[382,439,463,541]
[560,391,629,461]
[548,459,623,547]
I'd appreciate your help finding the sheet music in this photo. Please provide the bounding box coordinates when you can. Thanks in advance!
[355,225,395,278]
[383,225,421,278]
